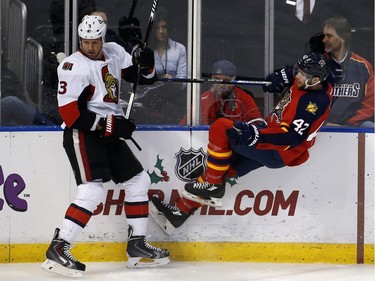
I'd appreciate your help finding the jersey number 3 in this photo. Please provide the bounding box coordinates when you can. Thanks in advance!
[58,81,68,95]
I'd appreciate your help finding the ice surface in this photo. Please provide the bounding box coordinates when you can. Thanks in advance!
[0,261,374,281]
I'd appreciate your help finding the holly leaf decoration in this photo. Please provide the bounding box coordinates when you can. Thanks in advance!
[148,170,163,184]
[154,155,164,173]
[225,175,238,187]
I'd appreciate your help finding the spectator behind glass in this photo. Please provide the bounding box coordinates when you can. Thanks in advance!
[322,16,374,127]
[152,7,187,79]
[199,60,262,125]
[0,61,54,126]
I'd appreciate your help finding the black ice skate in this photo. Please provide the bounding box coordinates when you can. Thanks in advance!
[41,228,85,278]
[149,196,190,235]
[183,181,225,207]
[126,225,170,268]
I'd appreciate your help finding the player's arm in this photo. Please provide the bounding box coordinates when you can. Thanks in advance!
[58,85,100,131]
[57,60,100,131]
[257,92,331,150]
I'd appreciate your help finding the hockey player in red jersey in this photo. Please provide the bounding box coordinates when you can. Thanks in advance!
[42,15,169,278]
[150,52,334,235]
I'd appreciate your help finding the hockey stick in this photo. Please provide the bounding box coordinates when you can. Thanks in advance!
[128,0,138,18]
[157,77,271,86]
[202,72,270,83]
[125,0,159,120]
[124,0,159,151]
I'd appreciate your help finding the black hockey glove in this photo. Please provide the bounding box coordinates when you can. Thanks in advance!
[263,65,294,93]
[99,115,136,139]
[118,16,143,46]
[309,32,325,53]
[132,45,155,75]
[226,121,259,146]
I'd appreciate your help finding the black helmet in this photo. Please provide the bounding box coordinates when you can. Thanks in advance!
[294,52,330,82]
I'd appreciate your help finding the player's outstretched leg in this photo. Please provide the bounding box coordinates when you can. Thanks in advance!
[126,225,170,268]
[149,196,191,235]
[41,228,85,278]
[183,180,226,207]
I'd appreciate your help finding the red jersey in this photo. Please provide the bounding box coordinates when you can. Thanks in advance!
[200,87,262,125]
[257,82,334,166]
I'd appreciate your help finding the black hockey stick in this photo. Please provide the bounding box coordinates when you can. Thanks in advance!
[128,0,137,18]
[124,0,159,151]
[125,0,159,120]
[157,77,271,86]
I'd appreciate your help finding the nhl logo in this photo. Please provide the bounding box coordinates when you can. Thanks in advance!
[175,147,207,182]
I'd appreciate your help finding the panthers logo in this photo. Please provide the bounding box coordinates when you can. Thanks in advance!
[270,89,292,123]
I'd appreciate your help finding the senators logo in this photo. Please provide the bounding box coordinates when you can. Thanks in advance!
[62,62,73,70]
[102,65,119,103]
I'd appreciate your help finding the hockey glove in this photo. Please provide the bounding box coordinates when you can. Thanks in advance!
[309,32,325,53]
[99,115,136,139]
[263,65,293,93]
[226,121,259,146]
[118,16,142,45]
[132,45,155,75]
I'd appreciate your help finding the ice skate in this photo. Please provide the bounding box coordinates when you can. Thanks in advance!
[41,228,85,278]
[183,181,225,207]
[149,196,190,235]
[126,225,170,268]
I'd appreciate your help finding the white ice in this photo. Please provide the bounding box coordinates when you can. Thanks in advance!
[1,262,374,281]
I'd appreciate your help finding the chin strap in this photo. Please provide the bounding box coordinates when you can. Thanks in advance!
[304,79,321,89]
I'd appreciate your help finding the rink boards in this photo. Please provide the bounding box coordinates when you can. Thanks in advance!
[0,129,373,264]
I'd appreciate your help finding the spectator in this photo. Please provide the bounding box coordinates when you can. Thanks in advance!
[200,60,262,125]
[322,16,374,127]
[0,61,54,126]
[0,96,55,126]
[152,7,186,79]
[131,7,187,124]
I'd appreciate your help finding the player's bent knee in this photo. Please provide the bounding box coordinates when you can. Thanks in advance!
[122,170,150,200]
[210,118,234,133]
[73,181,105,212]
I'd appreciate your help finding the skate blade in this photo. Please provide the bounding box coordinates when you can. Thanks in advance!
[182,191,223,207]
[126,256,170,268]
[41,259,84,278]
[149,201,176,235]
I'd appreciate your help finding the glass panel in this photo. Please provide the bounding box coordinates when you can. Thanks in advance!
[1,0,373,129]
[105,0,190,125]
[199,1,266,126]
[0,0,189,127]
[274,1,374,128]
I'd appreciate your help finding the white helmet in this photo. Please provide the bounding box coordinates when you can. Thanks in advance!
[78,15,107,40]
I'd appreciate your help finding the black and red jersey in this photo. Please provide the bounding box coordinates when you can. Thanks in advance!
[257,82,334,166]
